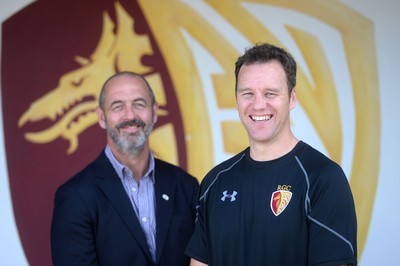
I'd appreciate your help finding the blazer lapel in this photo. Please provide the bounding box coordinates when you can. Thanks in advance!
[94,152,153,261]
[154,162,176,263]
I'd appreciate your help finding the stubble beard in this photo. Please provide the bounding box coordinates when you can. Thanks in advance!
[106,118,154,156]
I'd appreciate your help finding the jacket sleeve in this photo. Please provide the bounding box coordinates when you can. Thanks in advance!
[50,184,98,266]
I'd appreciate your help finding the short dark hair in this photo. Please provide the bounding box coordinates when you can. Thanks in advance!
[234,43,297,94]
[98,71,156,109]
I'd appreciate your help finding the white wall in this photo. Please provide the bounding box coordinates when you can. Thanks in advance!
[1,0,399,265]
[342,1,400,264]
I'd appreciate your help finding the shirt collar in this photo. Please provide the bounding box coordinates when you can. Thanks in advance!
[105,145,155,183]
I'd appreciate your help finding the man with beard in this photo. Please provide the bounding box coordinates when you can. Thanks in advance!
[51,71,199,266]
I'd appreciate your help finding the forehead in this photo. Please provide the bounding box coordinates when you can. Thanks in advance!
[237,61,287,88]
[105,75,150,102]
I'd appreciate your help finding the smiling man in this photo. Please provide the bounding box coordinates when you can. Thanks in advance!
[51,71,199,266]
[185,43,357,266]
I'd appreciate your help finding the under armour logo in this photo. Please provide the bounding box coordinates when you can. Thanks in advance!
[221,190,238,202]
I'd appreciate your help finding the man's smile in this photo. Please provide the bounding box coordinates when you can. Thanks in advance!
[250,115,272,122]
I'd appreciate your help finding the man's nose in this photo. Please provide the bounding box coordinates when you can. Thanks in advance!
[124,106,137,119]
[253,93,267,109]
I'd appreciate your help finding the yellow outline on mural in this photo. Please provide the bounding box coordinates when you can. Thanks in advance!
[140,0,380,258]
[17,0,379,258]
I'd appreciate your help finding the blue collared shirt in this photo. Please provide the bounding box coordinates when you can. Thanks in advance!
[105,145,157,262]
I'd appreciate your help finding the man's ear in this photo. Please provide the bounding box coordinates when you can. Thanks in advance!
[96,106,106,129]
[153,102,159,124]
[290,88,297,110]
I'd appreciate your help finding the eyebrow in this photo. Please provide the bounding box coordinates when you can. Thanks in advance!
[109,97,148,107]
[109,100,124,108]
[238,87,282,92]
[237,87,252,93]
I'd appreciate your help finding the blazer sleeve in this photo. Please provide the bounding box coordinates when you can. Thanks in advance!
[51,183,98,266]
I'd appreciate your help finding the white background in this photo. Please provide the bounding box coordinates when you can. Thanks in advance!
[1,0,399,265]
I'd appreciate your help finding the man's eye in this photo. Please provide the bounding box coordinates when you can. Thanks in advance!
[134,102,146,109]
[112,105,123,111]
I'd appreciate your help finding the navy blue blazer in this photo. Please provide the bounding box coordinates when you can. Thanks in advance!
[51,150,199,266]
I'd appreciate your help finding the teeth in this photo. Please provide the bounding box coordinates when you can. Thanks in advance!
[251,115,271,121]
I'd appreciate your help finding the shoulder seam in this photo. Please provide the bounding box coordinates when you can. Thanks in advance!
[295,156,311,215]
[199,153,246,202]
[295,156,355,256]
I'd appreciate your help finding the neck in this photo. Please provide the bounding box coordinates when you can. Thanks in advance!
[249,133,298,161]
[110,144,151,181]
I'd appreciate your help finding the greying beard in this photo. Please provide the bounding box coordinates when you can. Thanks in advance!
[107,119,154,156]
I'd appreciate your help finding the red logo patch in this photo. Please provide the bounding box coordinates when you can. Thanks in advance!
[270,190,292,216]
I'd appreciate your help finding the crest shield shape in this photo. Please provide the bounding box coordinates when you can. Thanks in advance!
[1,0,382,262]
[1,0,187,265]
[270,190,292,216]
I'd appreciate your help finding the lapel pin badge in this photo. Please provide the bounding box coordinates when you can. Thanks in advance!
[162,194,169,201]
